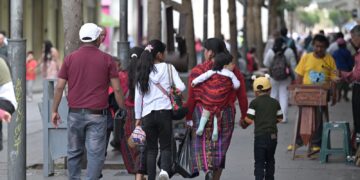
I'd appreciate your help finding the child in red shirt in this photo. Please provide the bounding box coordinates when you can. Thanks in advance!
[26,51,37,101]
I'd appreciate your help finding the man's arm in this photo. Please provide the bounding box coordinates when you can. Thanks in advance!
[110,78,125,109]
[51,78,67,128]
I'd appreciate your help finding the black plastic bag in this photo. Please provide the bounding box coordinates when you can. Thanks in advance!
[174,128,199,178]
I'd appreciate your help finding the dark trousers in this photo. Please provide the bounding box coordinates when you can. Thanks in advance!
[353,84,360,134]
[142,110,172,180]
[0,121,2,151]
[254,134,277,180]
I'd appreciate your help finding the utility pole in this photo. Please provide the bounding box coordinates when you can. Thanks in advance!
[118,0,130,69]
[114,0,130,147]
[203,0,208,41]
[7,0,26,179]
[242,0,248,57]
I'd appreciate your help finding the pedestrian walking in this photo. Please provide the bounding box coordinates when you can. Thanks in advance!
[337,25,360,146]
[244,75,282,180]
[116,47,147,180]
[41,40,60,79]
[26,51,38,101]
[332,38,354,102]
[191,52,240,141]
[0,56,17,151]
[264,37,297,123]
[288,34,338,152]
[51,23,125,180]
[185,38,248,180]
[134,40,185,180]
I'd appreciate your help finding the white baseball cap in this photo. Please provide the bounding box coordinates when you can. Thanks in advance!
[79,23,102,42]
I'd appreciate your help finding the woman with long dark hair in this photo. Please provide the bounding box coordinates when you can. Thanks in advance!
[118,46,147,180]
[42,40,59,79]
[185,38,248,180]
[134,40,185,180]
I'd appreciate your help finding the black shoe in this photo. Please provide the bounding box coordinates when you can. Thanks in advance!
[110,140,120,151]
[205,170,213,180]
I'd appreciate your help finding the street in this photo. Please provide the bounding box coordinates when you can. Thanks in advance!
[0,78,360,180]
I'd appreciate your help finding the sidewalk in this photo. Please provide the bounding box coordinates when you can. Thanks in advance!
[1,79,360,179]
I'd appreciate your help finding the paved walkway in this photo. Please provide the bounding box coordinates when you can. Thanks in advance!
[0,77,359,179]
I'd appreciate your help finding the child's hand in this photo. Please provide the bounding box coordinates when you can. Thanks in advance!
[191,83,195,87]
[239,119,250,129]
[0,109,11,123]
[244,116,254,125]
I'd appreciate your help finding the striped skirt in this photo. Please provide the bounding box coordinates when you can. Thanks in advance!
[119,106,146,174]
[191,104,235,172]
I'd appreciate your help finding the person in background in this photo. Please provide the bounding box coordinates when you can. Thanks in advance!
[288,34,338,152]
[280,27,298,61]
[337,25,360,147]
[118,47,146,180]
[26,51,38,101]
[246,47,258,74]
[304,31,313,52]
[332,38,354,102]
[51,23,125,180]
[195,38,203,64]
[327,32,344,55]
[41,40,60,79]
[264,37,297,123]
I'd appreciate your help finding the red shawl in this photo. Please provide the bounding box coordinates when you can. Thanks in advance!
[185,60,248,122]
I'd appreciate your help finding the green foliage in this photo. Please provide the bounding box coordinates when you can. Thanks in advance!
[281,0,312,12]
[298,11,320,28]
[329,10,351,27]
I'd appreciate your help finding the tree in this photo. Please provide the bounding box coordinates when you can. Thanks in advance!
[282,0,312,34]
[298,10,320,28]
[329,10,351,30]
[246,0,264,64]
[162,0,196,70]
[148,0,162,40]
[268,0,286,37]
[228,0,238,63]
[62,0,83,56]
[214,0,221,38]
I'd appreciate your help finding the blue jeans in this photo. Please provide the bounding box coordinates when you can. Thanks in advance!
[67,112,107,180]
[254,133,277,180]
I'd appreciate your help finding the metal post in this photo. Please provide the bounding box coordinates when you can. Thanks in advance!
[7,1,26,179]
[203,0,208,41]
[242,0,248,57]
[114,0,130,147]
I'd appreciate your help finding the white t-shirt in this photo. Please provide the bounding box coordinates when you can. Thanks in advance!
[134,63,185,119]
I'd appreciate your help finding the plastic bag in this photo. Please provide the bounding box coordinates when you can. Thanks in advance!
[174,128,199,178]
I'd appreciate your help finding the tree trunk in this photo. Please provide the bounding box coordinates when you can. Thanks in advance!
[268,0,285,38]
[183,0,196,70]
[62,0,82,56]
[246,0,264,65]
[148,0,161,40]
[228,0,238,64]
[213,0,221,38]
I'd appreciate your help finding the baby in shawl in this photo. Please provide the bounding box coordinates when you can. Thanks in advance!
[191,52,240,141]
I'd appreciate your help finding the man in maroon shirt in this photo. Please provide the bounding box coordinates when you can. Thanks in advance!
[51,23,125,180]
